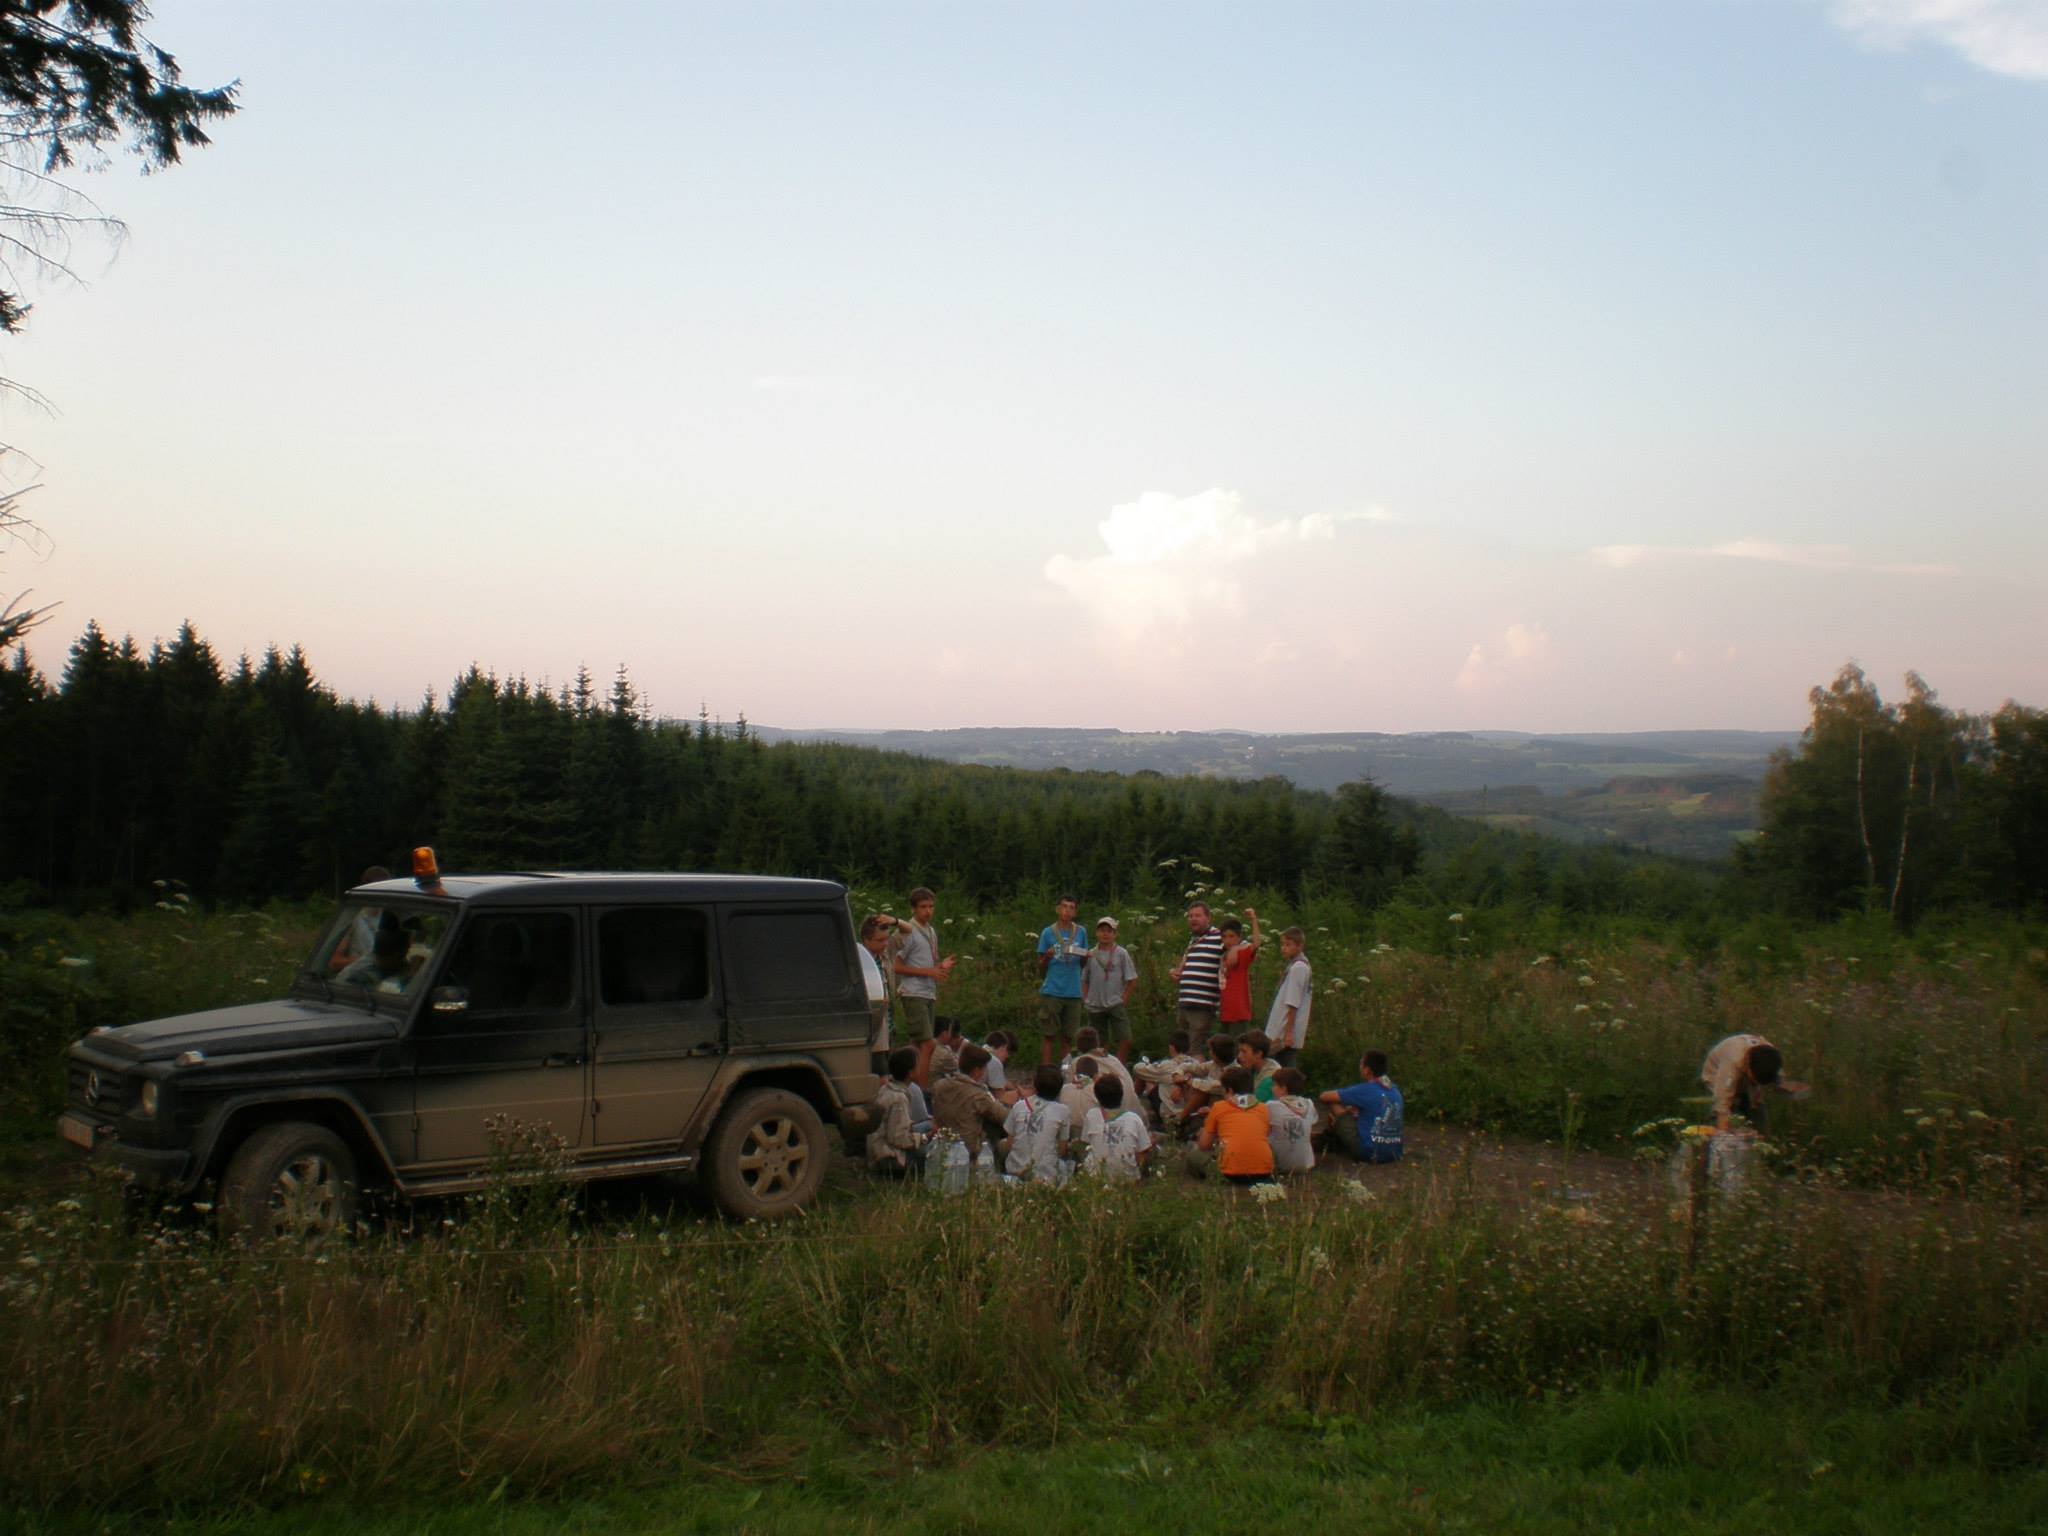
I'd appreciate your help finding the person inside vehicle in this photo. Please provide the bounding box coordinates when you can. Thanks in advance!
[336,917,413,992]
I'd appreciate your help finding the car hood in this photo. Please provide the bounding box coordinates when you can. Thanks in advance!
[79,1000,400,1064]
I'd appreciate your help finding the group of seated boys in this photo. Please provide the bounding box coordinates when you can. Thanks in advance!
[865,1020,1404,1186]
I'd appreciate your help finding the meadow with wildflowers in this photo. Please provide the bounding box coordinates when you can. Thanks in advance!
[3,886,2046,1525]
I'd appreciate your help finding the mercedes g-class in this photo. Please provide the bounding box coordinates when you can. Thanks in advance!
[56,855,880,1234]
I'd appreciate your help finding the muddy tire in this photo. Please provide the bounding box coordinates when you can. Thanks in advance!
[705,1088,828,1220]
[219,1121,359,1241]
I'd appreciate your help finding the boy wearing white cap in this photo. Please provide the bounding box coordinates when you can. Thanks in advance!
[1082,917,1139,1064]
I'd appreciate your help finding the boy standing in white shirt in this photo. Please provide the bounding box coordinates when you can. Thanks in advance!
[1081,917,1139,1064]
[1265,927,1314,1071]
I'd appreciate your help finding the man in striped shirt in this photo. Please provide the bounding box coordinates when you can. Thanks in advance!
[1171,901,1225,1039]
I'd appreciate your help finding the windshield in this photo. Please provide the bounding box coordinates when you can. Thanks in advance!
[303,902,449,1003]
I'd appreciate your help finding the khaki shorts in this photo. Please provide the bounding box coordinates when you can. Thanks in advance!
[1088,1003,1131,1044]
[1177,1003,1219,1041]
[1038,994,1084,1038]
[899,995,936,1042]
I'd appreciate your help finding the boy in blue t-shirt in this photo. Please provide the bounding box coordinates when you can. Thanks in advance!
[1320,1050,1404,1164]
[1036,894,1089,1065]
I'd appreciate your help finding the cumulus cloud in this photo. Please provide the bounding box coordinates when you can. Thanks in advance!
[1589,540,1954,576]
[1830,0,2048,82]
[1043,489,1386,648]
[1455,622,1553,693]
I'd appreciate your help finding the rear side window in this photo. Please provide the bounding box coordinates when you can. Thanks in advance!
[599,907,711,1005]
[438,912,576,1013]
[727,911,850,1002]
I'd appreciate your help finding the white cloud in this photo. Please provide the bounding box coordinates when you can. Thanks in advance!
[1589,540,1954,576]
[1830,0,2048,83]
[1044,489,1384,650]
[1456,622,1553,693]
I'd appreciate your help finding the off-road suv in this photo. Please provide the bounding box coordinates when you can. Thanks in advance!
[57,859,880,1235]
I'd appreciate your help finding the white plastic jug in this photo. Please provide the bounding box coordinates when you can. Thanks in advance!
[938,1137,970,1195]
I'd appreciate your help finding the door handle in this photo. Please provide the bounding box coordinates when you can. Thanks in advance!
[544,1053,585,1068]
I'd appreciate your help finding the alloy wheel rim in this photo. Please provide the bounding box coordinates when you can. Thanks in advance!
[736,1116,810,1199]
[267,1152,343,1238]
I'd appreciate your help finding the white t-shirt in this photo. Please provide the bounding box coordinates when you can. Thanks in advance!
[1003,1095,1073,1184]
[858,947,889,1051]
[1060,1050,1135,1103]
[1265,1094,1317,1174]
[1266,956,1314,1049]
[1081,1106,1152,1182]
[1057,1080,1098,1128]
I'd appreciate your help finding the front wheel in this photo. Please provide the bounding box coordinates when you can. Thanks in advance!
[219,1121,359,1241]
[704,1088,828,1220]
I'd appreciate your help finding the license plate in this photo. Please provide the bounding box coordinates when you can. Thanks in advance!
[58,1114,96,1150]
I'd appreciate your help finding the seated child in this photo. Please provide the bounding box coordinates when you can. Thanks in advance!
[1058,1055,1102,1131]
[1196,1065,1275,1185]
[1319,1050,1405,1164]
[1134,1029,1203,1128]
[1003,1063,1073,1185]
[927,1017,965,1084]
[1062,1025,1135,1104]
[866,1046,928,1177]
[1235,1029,1281,1102]
[983,1029,1014,1091]
[1176,1033,1239,1136]
[1264,1067,1317,1175]
[1080,1076,1152,1183]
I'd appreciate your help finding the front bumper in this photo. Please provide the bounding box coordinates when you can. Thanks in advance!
[57,1113,192,1189]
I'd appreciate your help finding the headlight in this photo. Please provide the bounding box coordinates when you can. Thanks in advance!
[137,1081,160,1118]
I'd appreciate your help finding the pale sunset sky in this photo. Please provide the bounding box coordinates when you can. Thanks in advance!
[5,0,2045,732]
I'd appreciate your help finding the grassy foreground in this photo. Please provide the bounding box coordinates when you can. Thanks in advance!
[4,1163,2045,1515]
[11,1382,2048,1535]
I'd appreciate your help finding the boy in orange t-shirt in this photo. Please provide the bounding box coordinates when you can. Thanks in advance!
[1197,1065,1275,1184]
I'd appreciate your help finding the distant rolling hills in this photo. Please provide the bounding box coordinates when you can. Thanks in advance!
[745,726,1801,862]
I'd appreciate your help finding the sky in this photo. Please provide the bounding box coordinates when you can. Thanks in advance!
[3,0,2045,733]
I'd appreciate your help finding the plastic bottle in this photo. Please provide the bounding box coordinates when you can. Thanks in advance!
[939,1137,970,1195]
[973,1140,999,1187]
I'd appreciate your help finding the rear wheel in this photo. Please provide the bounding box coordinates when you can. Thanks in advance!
[705,1088,827,1219]
[219,1121,359,1241]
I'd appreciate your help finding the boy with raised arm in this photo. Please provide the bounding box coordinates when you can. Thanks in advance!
[1216,907,1262,1030]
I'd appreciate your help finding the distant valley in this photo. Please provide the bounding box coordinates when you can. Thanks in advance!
[746,726,1803,861]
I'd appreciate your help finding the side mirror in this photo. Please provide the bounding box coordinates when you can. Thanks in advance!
[431,986,469,1016]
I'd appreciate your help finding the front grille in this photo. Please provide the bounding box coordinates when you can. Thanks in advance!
[68,1060,125,1113]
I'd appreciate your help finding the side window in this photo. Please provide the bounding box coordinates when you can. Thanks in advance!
[727,911,851,1003]
[438,912,576,1014]
[599,907,711,1006]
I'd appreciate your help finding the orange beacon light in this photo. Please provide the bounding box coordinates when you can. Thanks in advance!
[412,846,442,886]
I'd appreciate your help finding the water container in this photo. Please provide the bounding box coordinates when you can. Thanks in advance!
[1705,1132,1757,1195]
[938,1138,970,1196]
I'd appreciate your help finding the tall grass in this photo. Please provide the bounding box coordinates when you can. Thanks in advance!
[852,885,2048,1197]
[3,1167,2043,1508]
[7,891,2046,1197]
